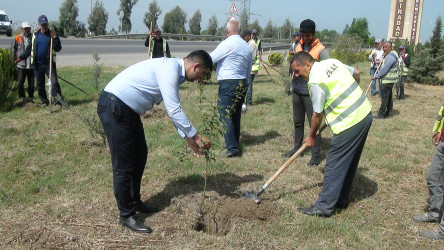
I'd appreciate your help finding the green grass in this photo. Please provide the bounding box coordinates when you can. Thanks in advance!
[0,61,443,248]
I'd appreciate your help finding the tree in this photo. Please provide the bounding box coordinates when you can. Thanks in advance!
[409,16,444,85]
[143,0,161,30]
[188,9,202,35]
[249,19,262,34]
[207,14,218,35]
[316,29,339,43]
[239,8,249,31]
[263,19,275,38]
[280,18,293,39]
[59,0,79,36]
[343,17,370,44]
[117,0,138,34]
[162,6,187,34]
[430,15,443,58]
[88,0,108,36]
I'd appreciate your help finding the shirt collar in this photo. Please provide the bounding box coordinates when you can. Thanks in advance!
[178,59,186,84]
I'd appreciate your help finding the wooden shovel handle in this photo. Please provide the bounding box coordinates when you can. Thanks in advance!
[264,123,327,187]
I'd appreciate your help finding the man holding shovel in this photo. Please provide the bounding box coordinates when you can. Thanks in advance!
[97,50,212,233]
[291,51,372,217]
[19,15,63,111]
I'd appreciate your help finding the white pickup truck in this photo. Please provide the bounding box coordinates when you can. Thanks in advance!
[0,10,12,37]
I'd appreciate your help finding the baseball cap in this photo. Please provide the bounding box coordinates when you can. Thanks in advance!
[299,19,316,33]
[293,31,301,37]
[38,15,48,25]
[153,28,161,33]
[400,45,406,49]
[21,22,31,28]
[252,29,258,34]
[375,38,382,43]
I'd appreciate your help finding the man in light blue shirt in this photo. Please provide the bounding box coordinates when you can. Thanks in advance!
[211,20,253,158]
[97,50,213,233]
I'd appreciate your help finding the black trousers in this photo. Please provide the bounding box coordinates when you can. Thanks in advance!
[34,63,62,105]
[292,91,321,158]
[17,68,34,98]
[97,91,148,218]
[314,113,372,214]
[378,83,394,118]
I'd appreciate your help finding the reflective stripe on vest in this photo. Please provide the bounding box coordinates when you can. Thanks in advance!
[400,54,409,76]
[296,38,325,61]
[31,32,56,65]
[149,38,167,59]
[250,39,260,72]
[309,59,372,134]
[381,51,398,84]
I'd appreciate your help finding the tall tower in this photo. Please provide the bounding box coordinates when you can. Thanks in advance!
[387,0,424,44]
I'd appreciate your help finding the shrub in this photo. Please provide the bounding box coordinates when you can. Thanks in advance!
[0,48,17,112]
[268,52,284,66]
[330,34,367,65]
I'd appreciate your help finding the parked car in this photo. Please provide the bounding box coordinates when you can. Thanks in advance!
[0,10,12,37]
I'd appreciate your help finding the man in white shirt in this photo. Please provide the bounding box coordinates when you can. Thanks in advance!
[211,20,253,158]
[97,50,212,233]
[368,39,384,96]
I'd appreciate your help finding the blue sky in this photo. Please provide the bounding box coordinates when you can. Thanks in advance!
[2,0,443,42]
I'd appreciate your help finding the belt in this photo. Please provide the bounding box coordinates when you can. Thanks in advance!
[101,91,118,101]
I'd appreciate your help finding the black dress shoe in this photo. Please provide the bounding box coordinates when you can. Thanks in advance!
[221,152,240,158]
[134,200,159,214]
[119,215,153,233]
[297,205,331,217]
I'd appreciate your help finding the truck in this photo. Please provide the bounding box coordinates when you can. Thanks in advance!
[0,10,12,37]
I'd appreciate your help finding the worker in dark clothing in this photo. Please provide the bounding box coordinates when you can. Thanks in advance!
[144,27,171,58]
[282,19,328,167]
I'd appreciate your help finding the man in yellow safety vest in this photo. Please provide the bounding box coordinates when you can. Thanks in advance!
[145,27,171,59]
[291,51,372,217]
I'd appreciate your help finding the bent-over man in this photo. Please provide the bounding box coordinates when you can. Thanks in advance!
[291,52,372,217]
[97,50,212,233]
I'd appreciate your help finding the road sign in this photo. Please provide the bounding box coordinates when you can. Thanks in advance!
[230,1,237,13]
[230,16,236,21]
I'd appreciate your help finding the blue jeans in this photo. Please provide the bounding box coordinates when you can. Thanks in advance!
[246,74,255,105]
[217,79,247,154]
[370,67,381,95]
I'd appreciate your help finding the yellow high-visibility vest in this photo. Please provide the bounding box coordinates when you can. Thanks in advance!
[381,50,399,84]
[249,39,261,73]
[149,38,167,59]
[308,59,372,134]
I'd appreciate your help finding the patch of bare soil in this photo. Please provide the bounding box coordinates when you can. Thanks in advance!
[169,191,278,236]
[13,98,38,110]
[142,106,167,119]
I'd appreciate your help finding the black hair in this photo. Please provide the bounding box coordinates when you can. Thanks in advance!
[240,29,252,38]
[185,50,214,71]
[291,51,315,66]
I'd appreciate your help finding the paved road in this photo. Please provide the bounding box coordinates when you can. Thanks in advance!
[0,37,287,67]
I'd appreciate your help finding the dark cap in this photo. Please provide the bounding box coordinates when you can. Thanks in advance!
[300,19,316,33]
[153,28,161,33]
[252,29,258,34]
[241,29,251,38]
[399,45,406,49]
[38,15,48,25]
[293,31,301,37]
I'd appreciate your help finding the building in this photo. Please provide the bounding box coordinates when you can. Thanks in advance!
[387,0,424,45]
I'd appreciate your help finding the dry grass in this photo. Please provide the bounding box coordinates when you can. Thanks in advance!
[1,62,444,248]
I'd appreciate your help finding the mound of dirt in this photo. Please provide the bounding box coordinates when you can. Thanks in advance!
[180,192,278,236]
[142,107,167,119]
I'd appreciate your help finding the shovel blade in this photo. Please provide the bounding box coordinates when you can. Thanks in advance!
[241,191,261,204]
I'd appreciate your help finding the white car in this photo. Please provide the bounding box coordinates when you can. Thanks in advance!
[0,10,12,37]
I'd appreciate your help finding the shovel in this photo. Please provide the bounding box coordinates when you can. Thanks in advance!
[242,123,327,204]
[46,36,53,112]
